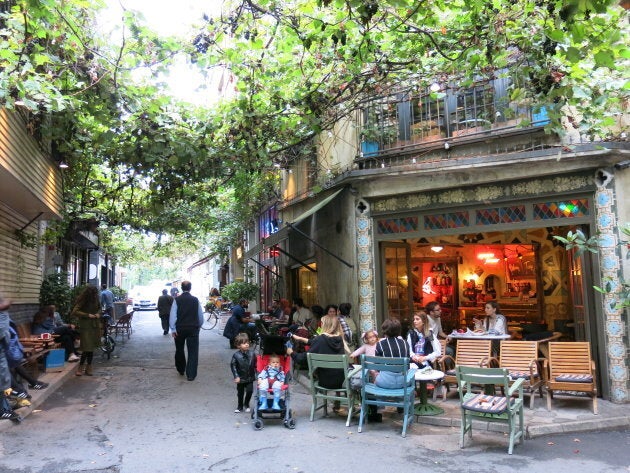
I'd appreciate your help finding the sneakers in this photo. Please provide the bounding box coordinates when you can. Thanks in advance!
[29,382,48,390]
[234,408,242,413]
[10,390,28,399]
[14,399,31,408]
[68,353,80,362]
[245,407,251,413]
[0,409,21,422]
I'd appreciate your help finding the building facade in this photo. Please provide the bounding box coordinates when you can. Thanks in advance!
[243,77,629,403]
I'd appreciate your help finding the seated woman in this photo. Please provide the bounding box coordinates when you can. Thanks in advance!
[370,318,414,422]
[406,311,441,368]
[290,315,348,388]
[31,306,80,362]
[305,315,347,389]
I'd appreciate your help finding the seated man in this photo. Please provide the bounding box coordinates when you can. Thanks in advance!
[31,306,80,362]
[223,299,256,348]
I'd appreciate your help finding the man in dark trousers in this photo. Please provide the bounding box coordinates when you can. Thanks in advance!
[157,289,174,335]
[169,281,203,381]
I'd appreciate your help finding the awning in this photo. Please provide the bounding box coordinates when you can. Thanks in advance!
[187,253,217,272]
[262,188,344,250]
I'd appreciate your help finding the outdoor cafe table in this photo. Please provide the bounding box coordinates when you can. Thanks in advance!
[413,368,445,416]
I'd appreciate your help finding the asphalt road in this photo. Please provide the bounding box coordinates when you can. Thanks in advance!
[0,311,627,473]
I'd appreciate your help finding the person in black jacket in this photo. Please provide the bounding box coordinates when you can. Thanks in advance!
[169,281,203,381]
[230,333,255,413]
[305,315,347,389]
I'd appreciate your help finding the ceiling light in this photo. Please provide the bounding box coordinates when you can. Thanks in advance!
[430,246,443,253]
[58,161,69,169]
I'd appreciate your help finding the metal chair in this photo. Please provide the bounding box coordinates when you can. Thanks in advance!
[306,353,360,427]
[357,355,415,438]
[456,365,525,455]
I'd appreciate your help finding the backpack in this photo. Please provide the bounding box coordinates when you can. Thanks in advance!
[4,326,24,367]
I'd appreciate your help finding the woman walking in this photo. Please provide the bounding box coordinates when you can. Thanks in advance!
[71,285,102,376]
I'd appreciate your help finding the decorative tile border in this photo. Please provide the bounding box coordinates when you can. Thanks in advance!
[594,187,628,403]
[356,213,377,333]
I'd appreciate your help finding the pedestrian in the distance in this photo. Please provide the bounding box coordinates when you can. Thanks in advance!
[100,284,114,318]
[169,281,203,381]
[157,289,174,335]
[230,333,255,413]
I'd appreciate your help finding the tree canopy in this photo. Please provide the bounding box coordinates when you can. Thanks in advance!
[0,0,627,262]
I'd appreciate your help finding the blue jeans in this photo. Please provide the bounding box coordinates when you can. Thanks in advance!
[375,370,406,389]
[174,327,200,380]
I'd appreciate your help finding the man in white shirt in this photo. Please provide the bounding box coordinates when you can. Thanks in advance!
[425,301,454,357]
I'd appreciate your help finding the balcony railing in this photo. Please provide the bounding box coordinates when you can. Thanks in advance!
[357,75,550,159]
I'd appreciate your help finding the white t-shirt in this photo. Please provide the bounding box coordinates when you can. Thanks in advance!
[428,315,444,338]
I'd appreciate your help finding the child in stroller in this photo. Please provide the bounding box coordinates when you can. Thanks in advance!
[252,335,296,430]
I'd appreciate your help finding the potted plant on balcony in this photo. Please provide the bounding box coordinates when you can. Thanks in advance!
[360,124,398,156]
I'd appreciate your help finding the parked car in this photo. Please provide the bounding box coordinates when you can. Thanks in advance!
[131,286,158,311]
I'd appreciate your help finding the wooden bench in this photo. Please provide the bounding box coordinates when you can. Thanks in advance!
[15,323,60,376]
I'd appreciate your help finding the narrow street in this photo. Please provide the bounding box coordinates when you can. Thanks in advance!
[0,312,626,473]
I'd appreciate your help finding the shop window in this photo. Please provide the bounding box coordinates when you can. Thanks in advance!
[533,200,590,220]
[296,264,317,307]
[476,206,527,225]
[377,216,419,235]
[424,212,470,230]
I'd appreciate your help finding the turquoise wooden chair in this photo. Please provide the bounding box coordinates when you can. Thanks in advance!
[357,355,415,438]
[306,353,360,427]
[456,365,525,454]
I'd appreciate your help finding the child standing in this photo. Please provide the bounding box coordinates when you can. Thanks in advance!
[257,354,285,410]
[230,334,255,413]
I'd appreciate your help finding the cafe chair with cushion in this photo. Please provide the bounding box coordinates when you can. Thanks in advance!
[544,341,597,414]
[498,340,544,409]
[456,365,525,455]
[306,353,361,427]
[357,355,415,438]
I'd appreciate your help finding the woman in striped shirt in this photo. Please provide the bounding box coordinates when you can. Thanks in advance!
[374,318,412,389]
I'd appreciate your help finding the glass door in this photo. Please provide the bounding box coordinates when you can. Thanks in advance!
[381,242,413,334]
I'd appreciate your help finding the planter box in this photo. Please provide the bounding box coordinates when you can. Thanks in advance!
[361,141,379,156]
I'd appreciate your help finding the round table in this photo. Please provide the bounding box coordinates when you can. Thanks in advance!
[414,369,445,416]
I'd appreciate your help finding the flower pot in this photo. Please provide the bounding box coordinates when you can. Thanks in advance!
[361,141,379,156]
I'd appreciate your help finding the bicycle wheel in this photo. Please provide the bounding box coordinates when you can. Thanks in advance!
[101,334,116,358]
[201,311,218,330]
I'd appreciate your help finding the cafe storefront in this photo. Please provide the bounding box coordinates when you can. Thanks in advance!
[354,171,627,402]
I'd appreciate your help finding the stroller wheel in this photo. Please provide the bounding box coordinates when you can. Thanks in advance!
[253,419,264,430]
[284,418,296,429]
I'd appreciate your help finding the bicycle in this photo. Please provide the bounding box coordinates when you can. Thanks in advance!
[201,304,220,330]
[100,313,116,359]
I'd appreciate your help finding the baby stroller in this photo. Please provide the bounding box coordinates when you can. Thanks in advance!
[252,335,296,430]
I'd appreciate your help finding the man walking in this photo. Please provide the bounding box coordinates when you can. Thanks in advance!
[169,281,203,381]
[157,289,174,335]
[100,284,114,319]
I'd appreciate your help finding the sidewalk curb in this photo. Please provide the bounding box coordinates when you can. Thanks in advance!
[0,360,78,432]
[526,415,630,438]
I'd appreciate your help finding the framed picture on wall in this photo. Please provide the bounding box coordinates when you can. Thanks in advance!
[506,255,536,279]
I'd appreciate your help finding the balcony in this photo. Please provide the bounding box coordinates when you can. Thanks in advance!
[356,75,551,167]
